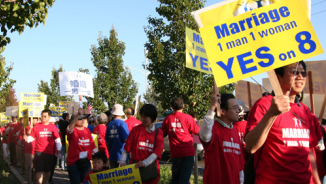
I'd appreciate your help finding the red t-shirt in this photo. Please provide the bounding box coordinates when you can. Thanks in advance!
[30,123,60,155]
[124,125,164,184]
[24,127,35,154]
[315,125,326,179]
[14,124,24,144]
[92,124,109,158]
[66,127,96,166]
[245,95,318,184]
[125,117,141,132]
[233,120,249,164]
[8,122,18,143]
[162,112,200,158]
[201,121,244,184]
[1,127,8,144]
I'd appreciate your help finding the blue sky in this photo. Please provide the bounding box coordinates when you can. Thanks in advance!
[2,0,326,104]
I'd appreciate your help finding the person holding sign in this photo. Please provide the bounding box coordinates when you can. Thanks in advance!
[83,151,109,184]
[66,108,97,184]
[245,61,324,184]
[25,117,37,184]
[199,93,244,184]
[120,104,164,184]
[24,110,62,184]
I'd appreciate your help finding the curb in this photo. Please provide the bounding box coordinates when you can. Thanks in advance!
[3,156,27,184]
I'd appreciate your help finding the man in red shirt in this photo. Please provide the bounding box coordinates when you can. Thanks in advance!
[162,97,200,184]
[233,105,249,164]
[24,110,62,184]
[1,124,9,158]
[199,93,244,184]
[6,116,18,166]
[14,118,24,169]
[245,61,324,184]
[125,107,141,132]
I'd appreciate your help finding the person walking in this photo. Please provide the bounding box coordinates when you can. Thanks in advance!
[92,113,109,159]
[7,116,18,166]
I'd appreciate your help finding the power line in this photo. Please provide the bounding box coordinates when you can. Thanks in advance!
[312,0,326,6]
[312,9,326,16]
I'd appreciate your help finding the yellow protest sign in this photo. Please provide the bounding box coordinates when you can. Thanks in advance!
[50,106,67,118]
[186,27,212,74]
[193,0,310,28]
[19,101,44,117]
[20,93,44,102]
[23,109,29,127]
[0,112,9,127]
[89,164,142,184]
[59,101,70,109]
[200,0,323,87]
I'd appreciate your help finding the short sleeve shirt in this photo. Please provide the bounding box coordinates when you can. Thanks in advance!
[8,122,18,143]
[161,112,200,158]
[245,95,318,184]
[125,117,141,132]
[30,123,60,155]
[200,121,244,184]
[105,119,129,161]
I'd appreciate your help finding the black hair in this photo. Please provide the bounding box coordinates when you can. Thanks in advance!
[274,60,306,77]
[262,92,270,97]
[126,107,135,115]
[104,110,112,118]
[92,151,107,164]
[140,104,158,123]
[220,93,236,110]
[19,117,23,120]
[42,109,52,116]
[62,113,69,120]
[171,97,184,110]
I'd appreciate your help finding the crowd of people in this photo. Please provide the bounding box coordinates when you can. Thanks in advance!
[0,60,326,184]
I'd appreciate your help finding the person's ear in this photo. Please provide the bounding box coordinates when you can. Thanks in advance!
[220,108,227,116]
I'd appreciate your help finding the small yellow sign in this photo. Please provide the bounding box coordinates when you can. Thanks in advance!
[89,164,142,184]
[186,27,212,74]
[19,101,44,117]
[23,109,29,127]
[20,93,44,102]
[200,0,324,87]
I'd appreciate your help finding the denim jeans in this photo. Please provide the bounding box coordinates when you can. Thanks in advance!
[61,145,66,170]
[67,160,91,184]
[171,156,195,184]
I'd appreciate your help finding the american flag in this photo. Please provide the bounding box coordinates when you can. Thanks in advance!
[87,100,93,115]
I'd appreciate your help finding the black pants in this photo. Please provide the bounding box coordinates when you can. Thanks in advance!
[9,143,16,165]
[49,157,57,182]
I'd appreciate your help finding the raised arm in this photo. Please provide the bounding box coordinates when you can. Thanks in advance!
[245,92,290,154]
[67,108,83,132]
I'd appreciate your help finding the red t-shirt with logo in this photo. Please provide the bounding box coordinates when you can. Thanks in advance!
[8,122,18,143]
[201,121,244,184]
[92,124,109,158]
[314,124,326,179]
[30,123,60,155]
[66,127,96,166]
[245,95,318,184]
[233,120,249,164]
[14,124,24,144]
[125,117,141,132]
[124,125,164,184]
[162,112,200,158]
[24,127,35,154]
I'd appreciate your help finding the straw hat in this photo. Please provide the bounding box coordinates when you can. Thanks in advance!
[111,104,125,116]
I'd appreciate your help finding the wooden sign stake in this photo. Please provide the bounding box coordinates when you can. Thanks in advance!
[247,82,252,108]
[213,79,221,117]
[307,71,315,114]
[319,95,326,123]
[267,70,283,96]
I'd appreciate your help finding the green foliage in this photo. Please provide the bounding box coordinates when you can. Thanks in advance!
[159,165,172,184]
[90,29,138,113]
[37,65,74,108]
[143,85,165,117]
[0,156,20,183]
[144,0,234,119]
[0,55,16,111]
[0,0,55,52]
[219,83,235,94]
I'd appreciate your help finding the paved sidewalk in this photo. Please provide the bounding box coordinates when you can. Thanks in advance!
[3,156,70,184]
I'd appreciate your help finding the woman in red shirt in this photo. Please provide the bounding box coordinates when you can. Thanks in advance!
[120,104,164,184]
[92,113,109,159]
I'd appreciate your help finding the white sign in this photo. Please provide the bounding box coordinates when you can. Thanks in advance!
[59,72,94,98]
[6,106,18,117]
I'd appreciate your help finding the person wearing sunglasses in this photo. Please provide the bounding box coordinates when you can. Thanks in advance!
[245,61,324,184]
[199,93,245,184]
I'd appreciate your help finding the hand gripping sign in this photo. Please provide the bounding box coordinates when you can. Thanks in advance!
[89,164,142,184]
[199,0,323,87]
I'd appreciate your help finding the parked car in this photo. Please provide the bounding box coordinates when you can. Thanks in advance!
[154,122,204,160]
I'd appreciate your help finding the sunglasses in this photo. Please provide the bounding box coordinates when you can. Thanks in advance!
[289,71,307,77]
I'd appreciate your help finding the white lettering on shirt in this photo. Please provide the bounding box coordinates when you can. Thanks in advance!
[222,137,241,155]
[109,126,119,139]
[138,140,154,152]
[40,128,52,137]
[282,128,310,138]
[169,118,184,133]
[78,137,90,146]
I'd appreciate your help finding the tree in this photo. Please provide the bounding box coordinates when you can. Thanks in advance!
[0,88,18,112]
[37,65,74,108]
[90,29,138,112]
[144,0,234,119]
[0,0,55,52]
[0,54,16,111]
[143,85,164,116]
